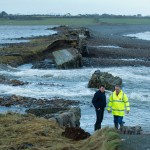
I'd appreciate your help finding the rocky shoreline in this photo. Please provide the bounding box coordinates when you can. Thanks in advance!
[0,25,150,150]
[0,25,149,127]
[84,24,150,67]
[1,25,150,68]
[0,94,81,127]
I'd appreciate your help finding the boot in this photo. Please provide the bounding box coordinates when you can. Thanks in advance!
[120,123,124,132]
[95,124,101,131]
[114,123,118,129]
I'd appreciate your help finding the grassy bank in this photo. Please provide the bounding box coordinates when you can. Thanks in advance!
[1,17,150,26]
[0,113,121,150]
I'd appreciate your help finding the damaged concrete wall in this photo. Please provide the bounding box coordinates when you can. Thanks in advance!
[52,48,82,69]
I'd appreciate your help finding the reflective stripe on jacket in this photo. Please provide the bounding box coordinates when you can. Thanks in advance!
[107,90,130,116]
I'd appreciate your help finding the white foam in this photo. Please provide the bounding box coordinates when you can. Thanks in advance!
[1,65,150,133]
[89,45,122,49]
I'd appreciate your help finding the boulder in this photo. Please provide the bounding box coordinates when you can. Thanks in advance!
[32,59,56,69]
[52,48,82,69]
[121,126,142,135]
[9,79,27,86]
[27,107,81,128]
[88,70,122,91]
[0,75,27,86]
[0,95,79,108]
[0,94,81,128]
[51,107,81,127]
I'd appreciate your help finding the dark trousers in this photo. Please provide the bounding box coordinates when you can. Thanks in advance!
[114,115,124,129]
[114,115,123,125]
[94,108,104,131]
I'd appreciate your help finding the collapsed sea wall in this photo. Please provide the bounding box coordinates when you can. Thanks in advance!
[0,26,90,69]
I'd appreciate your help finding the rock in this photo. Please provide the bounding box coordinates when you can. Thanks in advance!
[0,94,81,128]
[84,29,91,38]
[88,70,122,91]
[0,95,79,108]
[0,64,17,72]
[52,48,82,69]
[0,75,27,86]
[121,126,142,135]
[0,75,6,83]
[27,107,81,128]
[78,36,88,57]
[16,143,33,149]
[9,79,28,86]
[54,107,81,127]
[0,95,29,107]
[26,107,68,116]
[32,59,56,69]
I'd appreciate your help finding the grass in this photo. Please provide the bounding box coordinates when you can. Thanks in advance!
[79,127,121,150]
[99,18,150,25]
[0,113,121,150]
[0,18,95,26]
[1,17,150,26]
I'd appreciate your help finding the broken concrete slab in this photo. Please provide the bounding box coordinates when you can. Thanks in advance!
[52,48,82,69]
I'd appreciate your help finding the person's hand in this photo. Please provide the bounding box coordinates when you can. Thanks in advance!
[126,110,129,114]
[97,108,100,110]
[107,110,111,113]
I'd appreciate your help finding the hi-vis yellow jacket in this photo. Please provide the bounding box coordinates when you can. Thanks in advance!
[107,90,130,116]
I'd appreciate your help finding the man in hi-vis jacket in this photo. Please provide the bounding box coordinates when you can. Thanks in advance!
[107,85,130,130]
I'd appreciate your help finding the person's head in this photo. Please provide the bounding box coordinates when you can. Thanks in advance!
[99,85,105,93]
[115,85,121,94]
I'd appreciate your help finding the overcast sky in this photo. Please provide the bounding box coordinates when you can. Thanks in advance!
[0,0,150,16]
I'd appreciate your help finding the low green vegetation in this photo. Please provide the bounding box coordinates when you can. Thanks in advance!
[0,113,121,150]
[1,17,150,26]
[99,18,150,25]
[0,18,94,26]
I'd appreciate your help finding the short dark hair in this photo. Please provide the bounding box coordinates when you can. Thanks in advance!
[115,85,121,89]
[100,85,105,88]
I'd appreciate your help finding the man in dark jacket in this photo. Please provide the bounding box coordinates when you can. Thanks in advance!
[92,85,106,131]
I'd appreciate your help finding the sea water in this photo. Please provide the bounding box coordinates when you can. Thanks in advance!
[0,25,57,44]
[124,31,150,41]
[0,64,150,134]
[0,26,150,134]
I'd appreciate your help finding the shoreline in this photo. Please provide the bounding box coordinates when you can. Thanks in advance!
[83,24,150,67]
[0,24,150,67]
[0,24,150,149]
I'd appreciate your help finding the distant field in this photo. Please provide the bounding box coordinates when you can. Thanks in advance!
[0,18,94,26]
[0,17,150,26]
[99,18,150,25]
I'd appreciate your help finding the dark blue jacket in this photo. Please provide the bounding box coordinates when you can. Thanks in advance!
[92,90,106,109]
